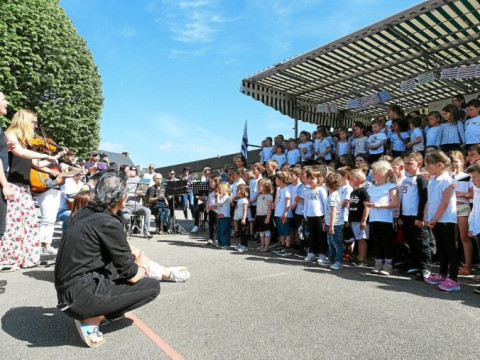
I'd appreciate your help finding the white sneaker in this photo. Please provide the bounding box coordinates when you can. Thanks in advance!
[213,240,218,247]
[191,226,199,234]
[43,247,58,255]
[206,239,213,245]
[316,254,328,266]
[168,267,190,282]
[234,243,242,251]
[304,252,315,262]
[238,245,248,253]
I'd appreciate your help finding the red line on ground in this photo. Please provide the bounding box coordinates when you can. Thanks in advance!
[126,312,186,360]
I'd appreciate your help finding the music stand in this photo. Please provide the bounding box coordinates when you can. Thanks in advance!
[165,180,188,235]
[192,181,210,196]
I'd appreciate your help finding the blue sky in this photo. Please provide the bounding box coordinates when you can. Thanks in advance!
[60,0,423,168]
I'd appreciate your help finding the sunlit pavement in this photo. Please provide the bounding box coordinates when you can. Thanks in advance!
[1,211,480,359]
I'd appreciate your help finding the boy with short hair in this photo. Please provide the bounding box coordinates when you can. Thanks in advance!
[366,119,387,163]
[321,172,345,270]
[347,169,370,266]
[465,99,480,149]
[467,144,480,166]
[401,150,431,279]
[407,117,425,153]
[287,139,301,165]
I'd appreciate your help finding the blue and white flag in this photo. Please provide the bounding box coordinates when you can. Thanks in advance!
[241,120,248,160]
[346,98,361,110]
[417,71,435,85]
[441,67,459,80]
[458,65,477,79]
[401,78,417,92]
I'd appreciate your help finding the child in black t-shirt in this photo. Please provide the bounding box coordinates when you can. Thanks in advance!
[346,169,370,266]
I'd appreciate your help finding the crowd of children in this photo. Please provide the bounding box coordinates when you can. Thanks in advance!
[197,97,480,293]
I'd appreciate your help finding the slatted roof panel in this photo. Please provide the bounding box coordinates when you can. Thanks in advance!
[241,0,480,126]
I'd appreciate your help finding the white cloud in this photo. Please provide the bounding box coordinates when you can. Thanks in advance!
[160,0,224,44]
[149,112,238,165]
[99,142,125,152]
[120,25,136,38]
[169,48,207,58]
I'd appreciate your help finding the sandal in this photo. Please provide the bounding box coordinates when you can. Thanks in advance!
[0,266,17,272]
[458,265,472,276]
[75,320,105,347]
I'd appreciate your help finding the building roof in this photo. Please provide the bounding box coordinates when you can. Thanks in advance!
[98,150,135,167]
[241,0,480,127]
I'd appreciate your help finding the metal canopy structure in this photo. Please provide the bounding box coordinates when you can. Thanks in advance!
[240,0,480,128]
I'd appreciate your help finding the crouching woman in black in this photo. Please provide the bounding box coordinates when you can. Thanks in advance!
[54,170,160,347]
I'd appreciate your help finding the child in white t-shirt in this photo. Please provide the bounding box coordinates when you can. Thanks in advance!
[215,182,232,249]
[365,160,399,276]
[255,178,273,252]
[424,150,459,292]
[272,171,292,253]
[233,184,249,253]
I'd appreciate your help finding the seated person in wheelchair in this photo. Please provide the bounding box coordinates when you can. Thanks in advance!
[146,174,171,234]
[119,167,153,238]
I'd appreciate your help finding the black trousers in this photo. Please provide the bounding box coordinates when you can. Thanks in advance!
[307,216,327,255]
[208,210,217,240]
[402,216,431,271]
[370,221,394,259]
[0,189,6,238]
[56,272,160,321]
[431,222,458,281]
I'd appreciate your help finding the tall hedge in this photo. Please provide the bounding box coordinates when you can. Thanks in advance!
[0,0,103,156]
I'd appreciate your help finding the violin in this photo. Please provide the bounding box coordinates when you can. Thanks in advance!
[29,125,69,193]
[30,134,62,153]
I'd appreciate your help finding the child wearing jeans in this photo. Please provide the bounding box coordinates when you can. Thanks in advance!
[365,160,399,276]
[233,184,249,253]
[321,172,345,270]
[424,150,459,292]
[215,182,232,250]
[272,171,292,253]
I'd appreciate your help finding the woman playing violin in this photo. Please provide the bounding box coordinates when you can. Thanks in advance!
[0,109,57,271]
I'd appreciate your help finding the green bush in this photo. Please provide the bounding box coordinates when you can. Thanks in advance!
[0,0,103,156]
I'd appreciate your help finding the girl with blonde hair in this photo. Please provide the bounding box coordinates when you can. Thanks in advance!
[0,109,57,271]
[365,160,399,276]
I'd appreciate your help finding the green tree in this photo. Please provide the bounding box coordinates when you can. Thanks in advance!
[0,0,103,156]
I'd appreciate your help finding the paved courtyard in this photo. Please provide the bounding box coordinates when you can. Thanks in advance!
[1,215,480,360]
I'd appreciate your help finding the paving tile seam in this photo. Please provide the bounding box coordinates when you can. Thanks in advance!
[126,312,186,360]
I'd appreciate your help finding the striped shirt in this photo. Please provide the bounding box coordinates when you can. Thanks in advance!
[325,191,344,226]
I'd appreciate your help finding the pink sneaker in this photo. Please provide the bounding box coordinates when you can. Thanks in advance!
[424,273,446,285]
[438,277,461,292]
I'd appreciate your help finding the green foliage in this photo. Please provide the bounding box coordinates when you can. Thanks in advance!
[0,0,103,156]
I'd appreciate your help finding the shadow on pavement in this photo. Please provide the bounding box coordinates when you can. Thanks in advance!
[1,306,134,348]
[23,269,54,283]
[2,307,78,347]
[303,266,480,308]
